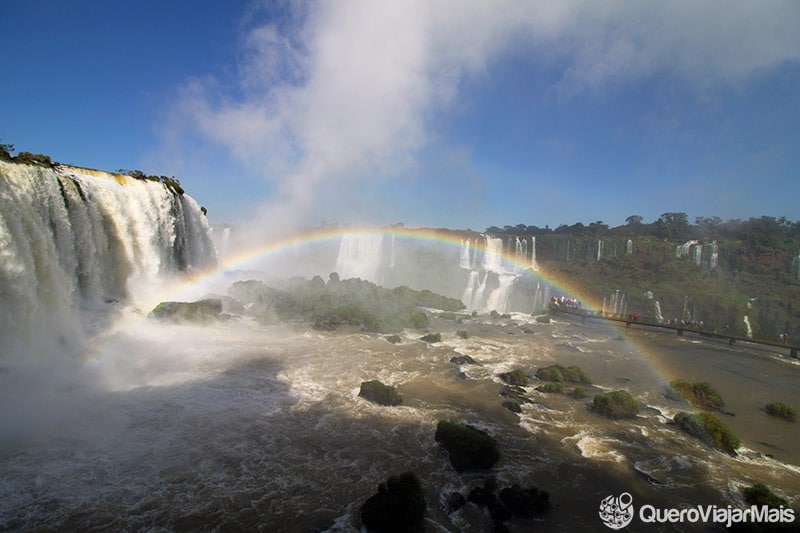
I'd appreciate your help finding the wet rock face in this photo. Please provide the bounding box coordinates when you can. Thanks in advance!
[358,380,403,406]
[434,420,500,472]
[360,472,426,533]
[148,299,222,322]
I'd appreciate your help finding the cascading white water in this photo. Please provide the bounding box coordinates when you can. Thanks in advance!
[654,301,664,323]
[482,236,504,272]
[459,238,471,269]
[531,236,538,271]
[514,237,527,269]
[743,315,753,338]
[484,273,515,313]
[709,241,719,270]
[335,233,384,283]
[0,161,216,358]
[626,239,633,254]
[461,270,480,308]
[693,244,703,266]
[597,240,604,261]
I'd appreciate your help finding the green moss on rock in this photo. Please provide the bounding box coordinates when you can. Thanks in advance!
[498,368,530,386]
[148,298,222,322]
[359,380,403,406]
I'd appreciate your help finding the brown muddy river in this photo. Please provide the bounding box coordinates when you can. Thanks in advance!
[1,312,798,531]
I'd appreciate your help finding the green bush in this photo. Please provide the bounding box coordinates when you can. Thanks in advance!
[409,310,429,329]
[593,390,639,419]
[572,386,587,399]
[765,402,797,422]
[499,369,530,386]
[674,411,740,455]
[535,314,551,323]
[536,382,564,393]
[669,380,725,410]
[535,364,591,384]
[420,332,441,343]
[742,483,788,508]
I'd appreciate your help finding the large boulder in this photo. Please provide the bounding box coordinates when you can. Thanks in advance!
[434,420,500,472]
[359,380,403,406]
[148,299,222,322]
[360,471,426,533]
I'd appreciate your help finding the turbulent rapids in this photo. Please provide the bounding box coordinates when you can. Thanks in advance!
[1,161,799,531]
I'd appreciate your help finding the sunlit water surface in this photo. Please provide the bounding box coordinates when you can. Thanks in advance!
[1,313,799,531]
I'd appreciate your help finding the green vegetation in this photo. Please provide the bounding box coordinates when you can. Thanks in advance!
[360,471,426,533]
[535,364,592,385]
[127,169,185,195]
[358,380,402,406]
[486,213,800,343]
[499,368,530,386]
[669,380,725,410]
[572,386,587,399]
[434,420,500,472]
[765,402,797,422]
[148,298,222,322]
[0,143,54,168]
[592,390,639,419]
[742,483,788,508]
[420,332,441,343]
[409,311,429,329]
[227,275,464,333]
[535,314,551,323]
[674,411,740,455]
[536,382,564,393]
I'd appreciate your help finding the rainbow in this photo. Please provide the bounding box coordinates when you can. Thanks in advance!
[86,225,676,383]
[171,225,602,309]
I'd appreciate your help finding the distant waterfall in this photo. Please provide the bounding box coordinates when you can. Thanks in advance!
[626,239,633,254]
[459,239,472,269]
[654,301,664,323]
[0,161,216,357]
[709,241,719,270]
[743,315,753,338]
[515,237,527,270]
[335,233,384,283]
[793,253,800,280]
[483,236,504,272]
[597,240,604,261]
[531,236,538,271]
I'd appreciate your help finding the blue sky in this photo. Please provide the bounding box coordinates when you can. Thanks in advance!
[2,1,799,232]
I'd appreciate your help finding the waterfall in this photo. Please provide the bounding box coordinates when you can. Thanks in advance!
[597,240,604,261]
[626,239,633,254]
[693,244,703,266]
[676,240,699,258]
[654,301,664,323]
[793,253,800,280]
[515,237,527,270]
[459,238,471,269]
[389,233,396,268]
[335,233,384,282]
[0,161,216,358]
[709,241,719,270]
[485,273,515,314]
[482,236,504,272]
[461,270,479,308]
[743,315,753,338]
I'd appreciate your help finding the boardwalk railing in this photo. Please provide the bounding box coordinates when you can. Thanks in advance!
[548,304,799,359]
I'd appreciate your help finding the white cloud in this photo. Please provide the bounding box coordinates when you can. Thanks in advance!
[170,0,800,230]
